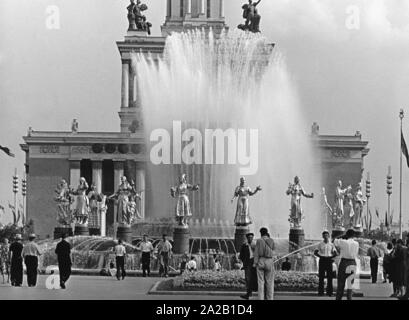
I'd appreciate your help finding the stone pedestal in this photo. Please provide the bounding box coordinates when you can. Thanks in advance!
[117,224,133,243]
[234,226,250,252]
[289,228,305,252]
[89,228,101,236]
[173,226,190,254]
[54,226,73,240]
[332,228,345,240]
[74,224,89,236]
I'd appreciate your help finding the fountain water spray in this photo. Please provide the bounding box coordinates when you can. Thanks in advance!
[134,29,323,239]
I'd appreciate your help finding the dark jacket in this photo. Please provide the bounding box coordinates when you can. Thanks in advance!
[239,243,254,268]
[55,240,72,265]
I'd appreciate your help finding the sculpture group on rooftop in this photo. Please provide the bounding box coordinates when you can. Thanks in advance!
[127,0,152,35]
[238,0,262,33]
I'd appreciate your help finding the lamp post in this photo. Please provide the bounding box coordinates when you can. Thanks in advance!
[387,166,392,240]
[12,168,19,213]
[365,172,371,235]
[22,176,27,225]
[400,109,404,240]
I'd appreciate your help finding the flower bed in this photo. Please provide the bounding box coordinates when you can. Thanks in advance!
[166,270,319,292]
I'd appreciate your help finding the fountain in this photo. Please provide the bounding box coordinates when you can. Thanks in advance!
[134,28,323,243]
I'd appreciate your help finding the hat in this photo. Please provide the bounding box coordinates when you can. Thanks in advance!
[29,233,36,239]
[245,233,254,238]
[15,234,22,240]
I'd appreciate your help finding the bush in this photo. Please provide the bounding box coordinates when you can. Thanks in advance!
[172,270,318,292]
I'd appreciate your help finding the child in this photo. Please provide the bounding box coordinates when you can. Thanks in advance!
[186,256,197,272]
[107,259,117,278]
[180,252,189,275]
[214,258,222,272]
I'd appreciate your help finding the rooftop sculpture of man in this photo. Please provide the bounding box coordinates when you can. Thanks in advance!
[286,176,314,229]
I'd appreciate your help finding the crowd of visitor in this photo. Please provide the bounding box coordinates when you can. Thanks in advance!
[381,235,409,300]
[0,233,71,289]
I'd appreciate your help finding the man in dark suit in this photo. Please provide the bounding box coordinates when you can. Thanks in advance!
[55,233,72,289]
[239,233,256,300]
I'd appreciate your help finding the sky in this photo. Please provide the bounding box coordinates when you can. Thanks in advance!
[1,0,409,228]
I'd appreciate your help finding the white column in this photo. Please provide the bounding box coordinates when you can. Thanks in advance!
[129,72,136,108]
[121,63,129,108]
[100,205,107,237]
[220,0,224,18]
[69,160,81,189]
[187,0,191,14]
[92,161,103,193]
[200,0,205,15]
[136,167,145,220]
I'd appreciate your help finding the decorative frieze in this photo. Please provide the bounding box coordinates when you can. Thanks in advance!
[40,145,60,154]
[331,149,351,159]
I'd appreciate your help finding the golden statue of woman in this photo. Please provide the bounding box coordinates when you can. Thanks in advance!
[231,177,261,227]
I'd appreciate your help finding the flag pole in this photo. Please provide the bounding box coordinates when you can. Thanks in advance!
[399,109,404,239]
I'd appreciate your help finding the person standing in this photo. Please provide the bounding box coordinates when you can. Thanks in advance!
[398,239,409,300]
[0,238,10,284]
[137,234,154,277]
[367,240,381,284]
[314,230,337,297]
[334,229,359,300]
[239,232,256,300]
[22,234,41,287]
[55,233,72,289]
[392,239,406,297]
[383,242,393,284]
[389,238,399,297]
[9,234,23,287]
[253,228,275,300]
[114,239,127,280]
[157,234,172,277]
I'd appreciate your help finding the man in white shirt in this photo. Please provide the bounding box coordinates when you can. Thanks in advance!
[314,230,337,297]
[22,234,41,287]
[334,229,359,300]
[186,257,197,272]
[157,234,173,277]
[137,234,154,277]
[114,239,127,280]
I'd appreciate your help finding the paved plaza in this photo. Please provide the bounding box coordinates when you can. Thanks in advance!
[0,276,394,300]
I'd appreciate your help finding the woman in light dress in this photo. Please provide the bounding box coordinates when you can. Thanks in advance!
[231,177,262,227]
[170,174,199,227]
